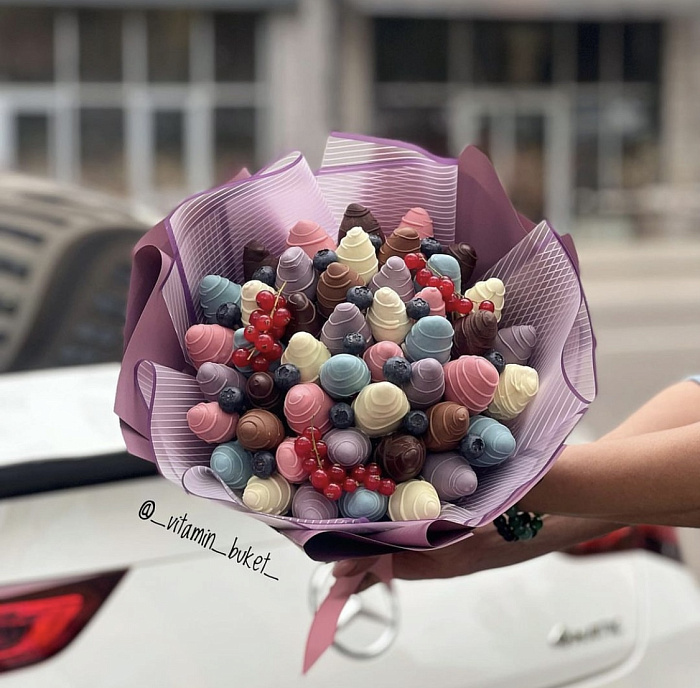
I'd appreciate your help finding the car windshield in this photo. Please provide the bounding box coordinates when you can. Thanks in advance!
[0,176,157,496]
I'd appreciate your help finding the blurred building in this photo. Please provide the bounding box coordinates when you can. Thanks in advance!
[0,0,698,237]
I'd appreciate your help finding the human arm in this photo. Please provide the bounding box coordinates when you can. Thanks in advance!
[334,515,621,581]
[519,422,700,524]
[595,380,700,441]
[519,380,700,525]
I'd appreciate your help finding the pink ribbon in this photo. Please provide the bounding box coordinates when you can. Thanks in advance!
[303,556,394,674]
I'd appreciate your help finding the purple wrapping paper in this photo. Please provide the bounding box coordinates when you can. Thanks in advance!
[115,133,596,562]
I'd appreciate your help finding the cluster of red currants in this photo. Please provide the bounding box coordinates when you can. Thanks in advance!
[404,252,494,316]
[294,426,396,501]
[231,289,292,373]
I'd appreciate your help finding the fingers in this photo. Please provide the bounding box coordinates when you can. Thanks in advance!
[333,556,380,579]
[356,572,381,593]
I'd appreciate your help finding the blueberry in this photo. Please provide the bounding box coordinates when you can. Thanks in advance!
[459,434,485,462]
[402,410,429,436]
[251,451,276,479]
[368,234,383,253]
[482,349,506,375]
[420,237,443,259]
[273,363,301,391]
[405,297,431,320]
[346,286,374,311]
[383,356,412,385]
[313,249,339,273]
[218,386,246,414]
[330,402,354,429]
[252,265,277,287]
[215,301,242,329]
[343,332,367,356]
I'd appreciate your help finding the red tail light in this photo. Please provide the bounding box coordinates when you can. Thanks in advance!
[0,570,125,673]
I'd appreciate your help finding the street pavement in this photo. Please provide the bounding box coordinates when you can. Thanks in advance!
[573,238,700,440]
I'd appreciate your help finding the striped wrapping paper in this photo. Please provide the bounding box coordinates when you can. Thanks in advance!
[115,132,596,562]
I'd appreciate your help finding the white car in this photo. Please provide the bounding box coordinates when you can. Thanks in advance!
[2,173,700,686]
[1,363,700,687]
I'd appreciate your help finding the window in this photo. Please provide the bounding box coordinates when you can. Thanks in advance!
[375,19,448,83]
[214,12,257,82]
[0,8,263,209]
[577,24,600,83]
[80,109,126,194]
[624,23,661,83]
[0,8,54,82]
[78,10,122,82]
[154,110,186,190]
[473,22,553,85]
[147,10,190,83]
[16,115,51,176]
[373,18,662,232]
[215,108,256,183]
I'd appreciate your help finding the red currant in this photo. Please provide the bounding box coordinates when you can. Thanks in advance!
[302,457,318,473]
[251,354,270,372]
[294,436,313,459]
[378,478,396,496]
[243,325,258,343]
[263,342,283,361]
[364,473,381,491]
[438,277,455,298]
[274,294,287,310]
[479,300,495,313]
[272,308,292,327]
[404,253,423,271]
[271,326,287,340]
[249,309,264,326]
[445,293,460,313]
[343,477,358,493]
[254,314,272,333]
[329,464,346,483]
[256,290,276,312]
[456,298,474,315]
[324,483,343,501]
[315,440,328,460]
[310,469,330,490]
[303,427,322,442]
[415,268,432,287]
[351,465,367,482]
[427,275,441,288]
[232,347,250,367]
[255,333,275,353]
[366,463,381,475]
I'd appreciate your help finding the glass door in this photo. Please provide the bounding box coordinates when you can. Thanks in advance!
[449,89,573,232]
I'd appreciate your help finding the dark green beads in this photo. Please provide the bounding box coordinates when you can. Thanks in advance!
[495,508,543,542]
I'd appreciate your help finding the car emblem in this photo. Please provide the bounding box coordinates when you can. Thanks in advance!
[309,564,400,659]
[548,618,623,647]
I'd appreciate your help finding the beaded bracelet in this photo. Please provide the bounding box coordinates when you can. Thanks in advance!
[494,507,544,541]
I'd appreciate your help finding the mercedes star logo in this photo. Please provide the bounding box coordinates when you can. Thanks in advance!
[309,564,400,659]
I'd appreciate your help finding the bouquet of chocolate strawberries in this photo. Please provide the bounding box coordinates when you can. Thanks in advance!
[116,133,596,560]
